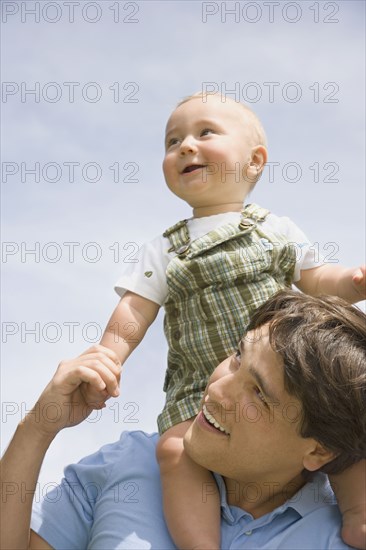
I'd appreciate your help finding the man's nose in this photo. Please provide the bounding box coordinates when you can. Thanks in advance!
[206,373,243,424]
[207,372,239,409]
[179,136,197,155]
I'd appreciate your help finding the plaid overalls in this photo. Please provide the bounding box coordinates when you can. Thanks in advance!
[158,204,297,434]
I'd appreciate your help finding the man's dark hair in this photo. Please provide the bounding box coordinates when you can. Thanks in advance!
[247,290,366,474]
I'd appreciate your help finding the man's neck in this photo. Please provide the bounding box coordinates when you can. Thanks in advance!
[223,474,306,519]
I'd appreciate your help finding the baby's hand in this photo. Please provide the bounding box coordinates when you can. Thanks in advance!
[78,345,121,408]
[352,266,366,300]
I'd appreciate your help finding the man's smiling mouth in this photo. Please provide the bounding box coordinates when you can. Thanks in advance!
[203,404,230,435]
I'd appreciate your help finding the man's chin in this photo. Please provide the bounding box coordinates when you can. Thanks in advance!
[182,424,193,453]
[183,423,212,470]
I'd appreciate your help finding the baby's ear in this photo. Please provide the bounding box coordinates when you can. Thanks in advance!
[246,146,267,188]
[251,145,267,174]
[302,442,337,472]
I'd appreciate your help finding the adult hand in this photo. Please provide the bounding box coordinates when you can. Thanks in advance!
[27,345,121,438]
[0,345,121,550]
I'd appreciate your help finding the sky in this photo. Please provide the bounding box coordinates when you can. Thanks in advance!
[1,0,365,488]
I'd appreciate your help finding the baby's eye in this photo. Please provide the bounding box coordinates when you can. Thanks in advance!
[235,348,241,361]
[200,128,215,137]
[166,137,180,148]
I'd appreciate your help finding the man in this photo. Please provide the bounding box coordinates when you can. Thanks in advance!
[1,290,365,549]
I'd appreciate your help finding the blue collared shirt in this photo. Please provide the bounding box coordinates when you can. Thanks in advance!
[31,431,351,549]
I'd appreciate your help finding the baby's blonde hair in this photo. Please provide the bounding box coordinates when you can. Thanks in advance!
[176,91,267,149]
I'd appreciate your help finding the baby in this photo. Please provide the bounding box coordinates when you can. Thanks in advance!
[97,92,365,549]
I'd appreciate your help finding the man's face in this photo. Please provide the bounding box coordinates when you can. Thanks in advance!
[184,325,317,486]
[162,96,260,209]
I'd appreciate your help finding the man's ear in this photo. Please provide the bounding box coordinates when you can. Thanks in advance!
[303,442,337,472]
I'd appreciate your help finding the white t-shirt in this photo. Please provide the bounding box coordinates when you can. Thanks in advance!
[115,211,323,306]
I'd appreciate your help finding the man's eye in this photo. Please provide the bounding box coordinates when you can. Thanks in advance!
[255,387,267,405]
[200,128,214,136]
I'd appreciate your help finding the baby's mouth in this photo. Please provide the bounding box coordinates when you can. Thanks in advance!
[182,164,206,174]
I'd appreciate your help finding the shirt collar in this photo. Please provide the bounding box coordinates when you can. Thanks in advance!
[214,471,335,525]
[285,472,336,517]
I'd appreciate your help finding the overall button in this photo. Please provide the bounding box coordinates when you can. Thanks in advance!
[176,244,190,255]
[244,530,252,536]
[239,218,254,229]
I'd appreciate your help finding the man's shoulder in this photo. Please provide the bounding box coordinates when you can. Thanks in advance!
[72,430,159,475]
[64,430,161,497]
[107,430,159,460]
[120,429,159,445]
[284,474,352,549]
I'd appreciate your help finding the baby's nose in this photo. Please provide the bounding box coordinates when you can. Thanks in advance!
[180,137,197,154]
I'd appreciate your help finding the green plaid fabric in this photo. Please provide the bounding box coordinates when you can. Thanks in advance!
[157,204,296,433]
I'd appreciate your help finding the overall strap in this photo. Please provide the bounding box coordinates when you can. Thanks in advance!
[163,219,191,256]
[163,204,270,258]
[240,203,270,226]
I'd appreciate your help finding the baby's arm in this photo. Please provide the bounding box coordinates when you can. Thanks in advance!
[330,460,366,550]
[80,291,159,405]
[157,421,220,550]
[296,265,366,303]
[297,266,365,548]
[101,290,160,363]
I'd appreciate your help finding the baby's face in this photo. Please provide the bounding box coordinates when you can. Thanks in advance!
[163,95,263,210]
